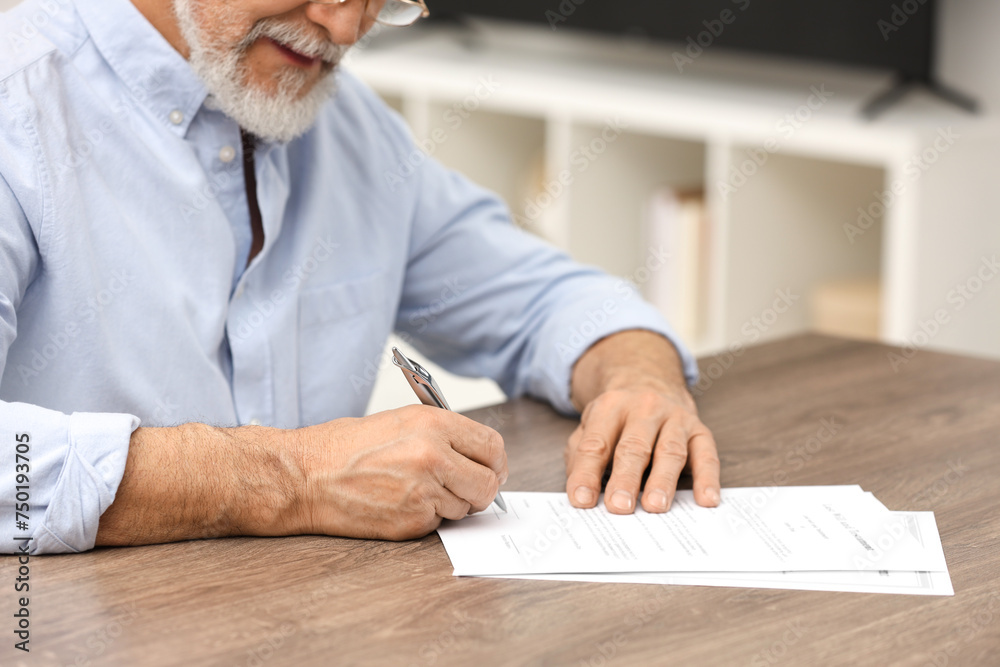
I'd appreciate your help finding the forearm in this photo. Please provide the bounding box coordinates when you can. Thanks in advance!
[95,423,305,547]
[570,329,694,413]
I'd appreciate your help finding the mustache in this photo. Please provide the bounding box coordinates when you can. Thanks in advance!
[238,18,349,65]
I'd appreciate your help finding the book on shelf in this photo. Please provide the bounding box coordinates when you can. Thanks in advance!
[810,279,881,341]
[643,187,709,345]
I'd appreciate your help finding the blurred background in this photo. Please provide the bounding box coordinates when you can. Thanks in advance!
[5,0,998,414]
[345,0,1000,413]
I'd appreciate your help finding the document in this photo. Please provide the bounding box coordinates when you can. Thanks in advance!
[484,513,953,596]
[436,488,949,576]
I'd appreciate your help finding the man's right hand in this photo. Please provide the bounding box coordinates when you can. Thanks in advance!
[96,405,507,547]
[295,405,508,540]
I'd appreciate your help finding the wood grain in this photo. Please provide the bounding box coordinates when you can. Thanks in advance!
[3,334,999,666]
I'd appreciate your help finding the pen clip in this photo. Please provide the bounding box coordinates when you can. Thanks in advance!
[391,347,506,513]
[391,347,452,411]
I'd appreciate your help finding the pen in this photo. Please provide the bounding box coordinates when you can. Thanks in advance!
[391,346,508,513]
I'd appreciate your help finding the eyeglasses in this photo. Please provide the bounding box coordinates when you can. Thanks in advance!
[309,0,431,28]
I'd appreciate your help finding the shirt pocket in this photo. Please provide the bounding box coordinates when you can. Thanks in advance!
[297,272,393,425]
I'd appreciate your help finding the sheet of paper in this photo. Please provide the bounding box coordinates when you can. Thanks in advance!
[437,488,948,575]
[483,513,953,596]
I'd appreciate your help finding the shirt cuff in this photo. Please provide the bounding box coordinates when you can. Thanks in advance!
[526,280,699,416]
[30,411,140,554]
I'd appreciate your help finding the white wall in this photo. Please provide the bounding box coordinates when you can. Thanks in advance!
[936,0,1000,114]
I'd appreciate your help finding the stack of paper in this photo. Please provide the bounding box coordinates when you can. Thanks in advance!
[436,486,953,595]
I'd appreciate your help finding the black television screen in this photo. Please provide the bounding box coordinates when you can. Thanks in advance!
[425,0,938,83]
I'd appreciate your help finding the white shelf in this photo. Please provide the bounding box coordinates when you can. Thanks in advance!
[349,19,1000,411]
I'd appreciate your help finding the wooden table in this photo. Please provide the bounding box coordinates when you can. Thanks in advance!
[6,334,1000,666]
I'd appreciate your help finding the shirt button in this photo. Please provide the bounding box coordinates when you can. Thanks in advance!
[249,419,262,426]
[168,109,184,125]
[219,146,236,163]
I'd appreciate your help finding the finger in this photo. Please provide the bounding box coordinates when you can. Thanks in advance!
[640,420,691,513]
[566,423,608,485]
[439,449,502,513]
[431,485,474,521]
[688,430,721,507]
[604,415,662,514]
[440,412,508,482]
[565,403,625,509]
[565,424,583,462]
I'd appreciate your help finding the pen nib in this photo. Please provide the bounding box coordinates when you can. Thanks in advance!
[493,493,508,513]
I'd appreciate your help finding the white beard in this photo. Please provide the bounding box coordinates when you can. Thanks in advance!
[172,0,348,142]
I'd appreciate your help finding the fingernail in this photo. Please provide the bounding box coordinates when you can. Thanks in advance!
[707,488,721,505]
[500,471,508,485]
[573,486,595,506]
[611,490,634,512]
[648,490,668,512]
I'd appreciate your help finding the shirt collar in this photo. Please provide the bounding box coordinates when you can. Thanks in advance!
[74,0,208,138]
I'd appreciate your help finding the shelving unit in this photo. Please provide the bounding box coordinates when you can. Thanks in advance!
[347,19,1000,414]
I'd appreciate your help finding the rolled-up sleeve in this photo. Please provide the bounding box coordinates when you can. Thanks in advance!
[1,405,139,554]
[390,130,698,415]
[0,172,139,554]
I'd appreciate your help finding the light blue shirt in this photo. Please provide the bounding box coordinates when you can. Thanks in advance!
[0,0,696,554]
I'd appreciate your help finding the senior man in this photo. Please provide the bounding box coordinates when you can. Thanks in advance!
[0,0,720,554]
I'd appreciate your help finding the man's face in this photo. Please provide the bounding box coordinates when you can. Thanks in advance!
[173,0,379,142]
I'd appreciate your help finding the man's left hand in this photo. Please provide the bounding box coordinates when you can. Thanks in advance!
[565,330,721,514]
